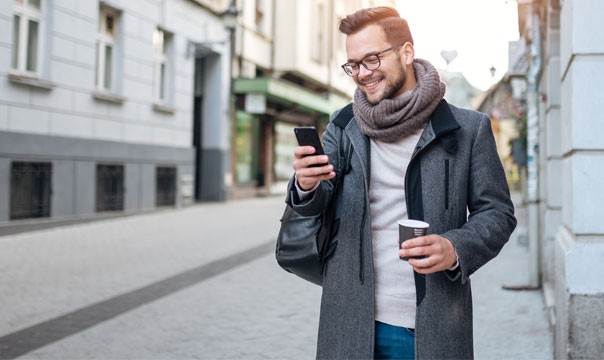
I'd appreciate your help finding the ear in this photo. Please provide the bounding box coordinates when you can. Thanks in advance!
[401,42,415,66]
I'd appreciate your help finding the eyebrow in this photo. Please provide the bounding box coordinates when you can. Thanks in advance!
[346,49,382,63]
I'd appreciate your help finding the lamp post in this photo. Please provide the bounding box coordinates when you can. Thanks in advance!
[222,1,238,33]
[222,1,238,111]
[223,1,238,90]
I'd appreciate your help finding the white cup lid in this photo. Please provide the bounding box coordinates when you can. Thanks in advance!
[397,219,429,228]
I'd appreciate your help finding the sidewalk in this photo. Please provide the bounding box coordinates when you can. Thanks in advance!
[0,193,552,359]
[472,194,553,359]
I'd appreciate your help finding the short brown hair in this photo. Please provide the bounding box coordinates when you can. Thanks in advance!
[339,6,414,46]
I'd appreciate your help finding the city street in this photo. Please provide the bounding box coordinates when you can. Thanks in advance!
[0,193,553,359]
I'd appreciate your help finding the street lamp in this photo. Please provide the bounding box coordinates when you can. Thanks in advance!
[222,0,239,32]
[222,0,238,75]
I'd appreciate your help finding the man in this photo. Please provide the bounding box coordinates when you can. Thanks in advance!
[287,6,516,360]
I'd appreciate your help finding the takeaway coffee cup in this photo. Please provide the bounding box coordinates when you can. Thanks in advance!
[398,219,430,261]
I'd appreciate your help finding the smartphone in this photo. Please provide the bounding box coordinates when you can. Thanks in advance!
[294,127,327,167]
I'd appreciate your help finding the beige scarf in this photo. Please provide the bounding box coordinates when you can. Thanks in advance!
[353,58,446,143]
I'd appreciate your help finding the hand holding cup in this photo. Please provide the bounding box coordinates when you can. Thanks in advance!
[398,219,429,261]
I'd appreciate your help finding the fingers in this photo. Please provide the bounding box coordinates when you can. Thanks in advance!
[398,235,434,259]
[294,145,318,159]
[297,170,335,191]
[293,146,329,168]
[399,235,457,274]
[293,146,335,191]
[408,256,444,274]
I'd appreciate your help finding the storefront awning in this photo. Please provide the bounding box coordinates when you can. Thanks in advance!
[234,77,350,116]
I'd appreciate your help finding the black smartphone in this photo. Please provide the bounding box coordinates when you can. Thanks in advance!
[294,127,327,167]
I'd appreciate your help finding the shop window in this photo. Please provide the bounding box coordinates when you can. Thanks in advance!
[156,166,176,206]
[96,164,124,212]
[234,113,259,185]
[10,161,51,220]
[274,122,298,182]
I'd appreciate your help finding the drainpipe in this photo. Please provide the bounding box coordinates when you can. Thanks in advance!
[526,10,542,289]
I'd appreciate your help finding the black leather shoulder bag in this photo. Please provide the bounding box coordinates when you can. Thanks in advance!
[275,103,353,286]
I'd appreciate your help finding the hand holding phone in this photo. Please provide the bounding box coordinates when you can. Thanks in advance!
[293,127,335,191]
[294,127,328,167]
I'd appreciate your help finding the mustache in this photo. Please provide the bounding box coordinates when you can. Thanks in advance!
[359,76,383,85]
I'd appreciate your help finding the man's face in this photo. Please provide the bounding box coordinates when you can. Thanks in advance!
[345,24,409,105]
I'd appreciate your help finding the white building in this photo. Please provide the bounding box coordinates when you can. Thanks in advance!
[517,0,604,357]
[0,0,235,225]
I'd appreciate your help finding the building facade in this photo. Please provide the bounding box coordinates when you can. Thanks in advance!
[0,0,235,226]
[231,0,350,198]
[229,0,395,197]
[517,0,604,357]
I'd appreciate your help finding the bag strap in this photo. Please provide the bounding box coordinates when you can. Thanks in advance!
[332,103,353,129]
[332,103,353,176]
[318,103,354,262]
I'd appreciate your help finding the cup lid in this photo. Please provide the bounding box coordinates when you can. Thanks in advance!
[397,219,429,228]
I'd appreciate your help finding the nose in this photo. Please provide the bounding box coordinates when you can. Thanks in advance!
[357,65,374,80]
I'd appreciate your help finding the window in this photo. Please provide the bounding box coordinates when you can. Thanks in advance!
[153,28,172,103]
[156,166,176,206]
[10,162,51,220]
[12,0,42,74]
[96,5,118,91]
[96,164,124,212]
[255,0,265,33]
[310,0,326,64]
[234,113,259,185]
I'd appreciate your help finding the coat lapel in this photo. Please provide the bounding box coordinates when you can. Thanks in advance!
[345,120,370,190]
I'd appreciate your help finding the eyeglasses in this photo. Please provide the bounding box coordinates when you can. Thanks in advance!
[341,45,402,77]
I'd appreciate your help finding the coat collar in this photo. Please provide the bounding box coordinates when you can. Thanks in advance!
[417,99,461,154]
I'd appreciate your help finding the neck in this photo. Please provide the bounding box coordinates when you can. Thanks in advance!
[395,65,417,97]
[404,73,417,93]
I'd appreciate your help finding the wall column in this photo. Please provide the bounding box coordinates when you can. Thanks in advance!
[555,0,604,357]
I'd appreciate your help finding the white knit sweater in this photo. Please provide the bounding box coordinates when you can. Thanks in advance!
[370,130,422,329]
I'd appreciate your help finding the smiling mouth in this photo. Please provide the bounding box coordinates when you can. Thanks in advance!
[362,79,381,90]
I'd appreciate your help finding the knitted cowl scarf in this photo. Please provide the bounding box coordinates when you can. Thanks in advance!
[353,58,446,143]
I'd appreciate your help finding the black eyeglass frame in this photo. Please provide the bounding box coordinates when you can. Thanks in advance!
[341,44,403,77]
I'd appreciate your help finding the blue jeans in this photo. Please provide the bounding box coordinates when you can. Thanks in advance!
[374,321,415,360]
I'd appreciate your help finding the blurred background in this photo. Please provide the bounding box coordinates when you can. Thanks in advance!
[1,0,603,359]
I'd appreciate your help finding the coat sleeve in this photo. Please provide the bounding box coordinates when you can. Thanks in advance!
[442,114,517,284]
[285,122,339,217]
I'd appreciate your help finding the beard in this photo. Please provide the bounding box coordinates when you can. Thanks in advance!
[359,59,407,105]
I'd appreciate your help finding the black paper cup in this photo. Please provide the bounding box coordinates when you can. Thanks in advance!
[398,219,429,261]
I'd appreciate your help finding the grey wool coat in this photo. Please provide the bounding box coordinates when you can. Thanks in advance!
[286,100,517,360]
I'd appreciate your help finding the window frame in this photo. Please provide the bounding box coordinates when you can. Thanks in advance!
[96,5,118,92]
[10,161,52,220]
[95,163,125,212]
[12,0,43,75]
[310,0,326,64]
[153,28,171,104]
[155,166,177,207]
